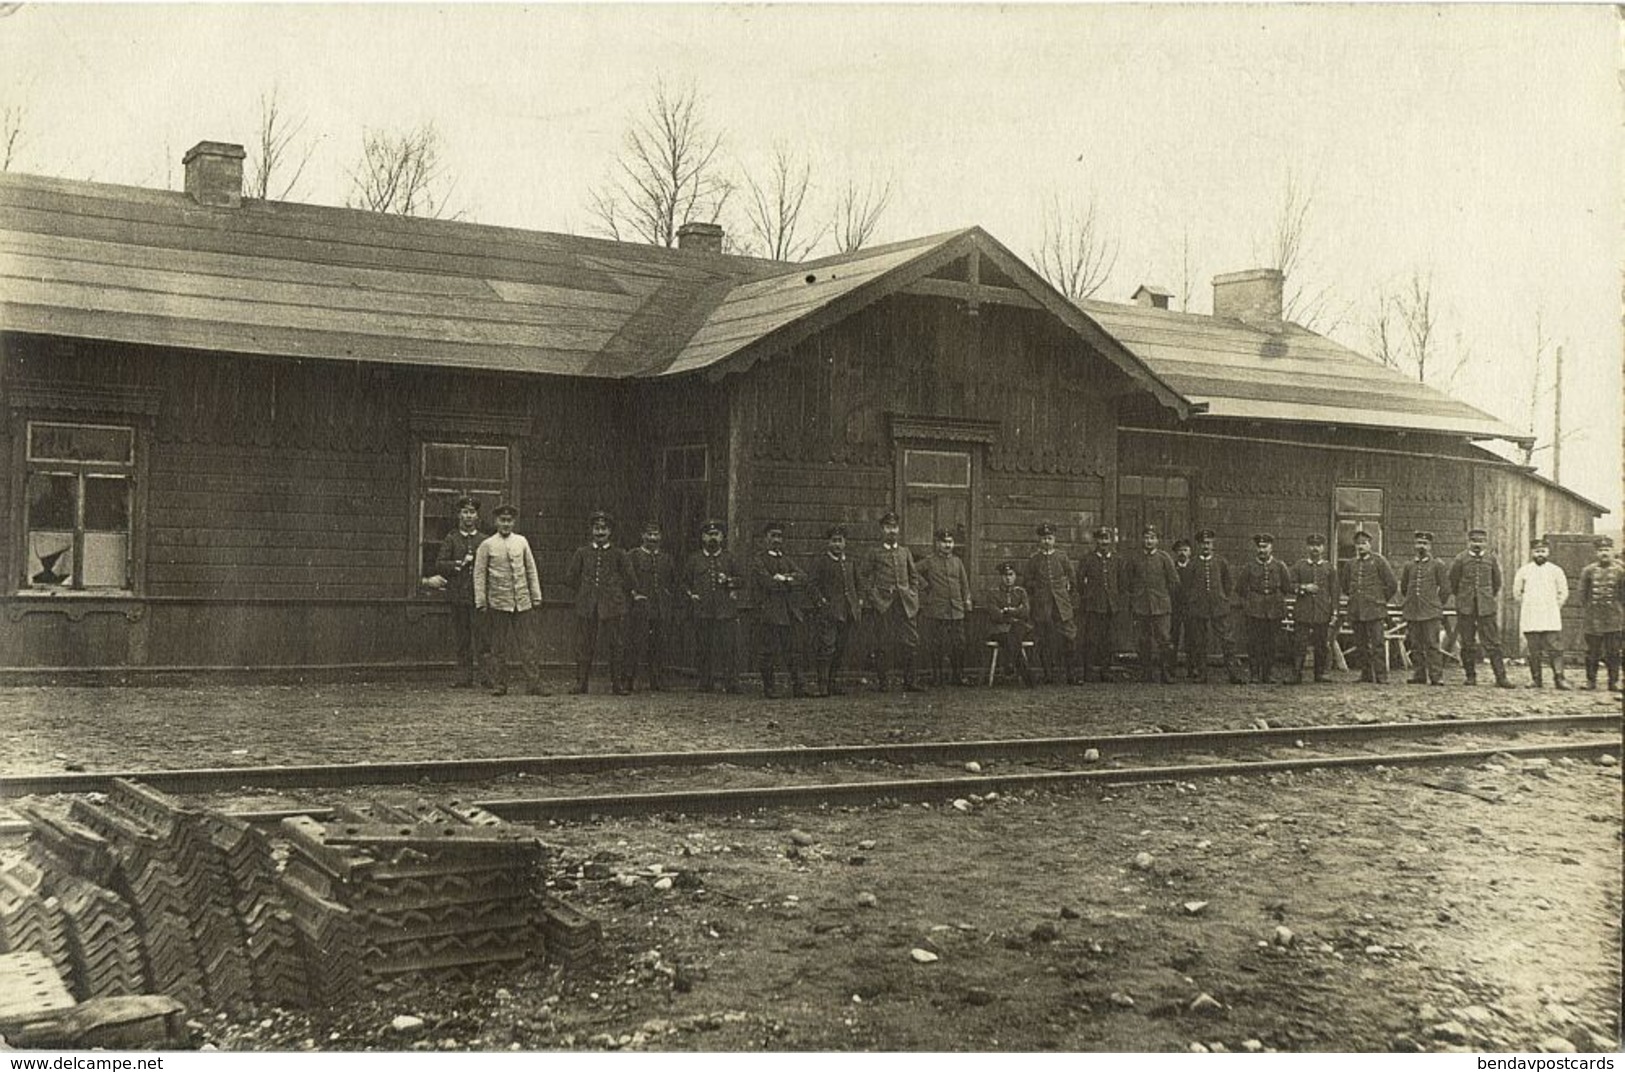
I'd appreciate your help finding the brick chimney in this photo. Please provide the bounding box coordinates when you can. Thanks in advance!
[182,141,245,208]
[1131,284,1173,310]
[676,221,724,253]
[1212,269,1283,322]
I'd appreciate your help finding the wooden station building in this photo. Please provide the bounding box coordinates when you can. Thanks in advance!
[0,142,1603,674]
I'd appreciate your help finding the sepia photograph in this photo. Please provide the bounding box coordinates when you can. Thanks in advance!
[0,2,1620,1056]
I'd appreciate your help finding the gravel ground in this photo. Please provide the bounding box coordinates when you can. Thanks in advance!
[1,677,1619,1052]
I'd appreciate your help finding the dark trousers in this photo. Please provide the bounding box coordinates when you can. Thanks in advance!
[624,603,667,689]
[1032,616,1076,684]
[868,603,919,685]
[923,617,967,685]
[1186,615,1242,682]
[1584,632,1622,688]
[574,614,626,688]
[992,624,1035,686]
[1244,616,1284,682]
[1457,612,1507,681]
[1350,617,1388,682]
[1134,613,1173,682]
[757,620,803,694]
[484,609,539,691]
[812,614,855,692]
[1405,617,1442,683]
[450,601,487,684]
[1081,613,1114,681]
[1170,612,1188,673]
[695,617,738,691]
[1292,620,1333,681]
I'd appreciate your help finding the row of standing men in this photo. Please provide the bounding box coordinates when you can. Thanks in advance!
[430,498,1625,695]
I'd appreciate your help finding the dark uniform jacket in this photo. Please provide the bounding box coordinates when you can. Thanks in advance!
[1025,550,1076,623]
[1077,552,1121,615]
[918,552,972,620]
[861,543,921,618]
[1122,548,1180,617]
[684,549,742,620]
[564,542,636,620]
[990,582,1031,635]
[1238,556,1294,619]
[1399,556,1451,621]
[1447,551,1502,617]
[1289,558,1339,624]
[1182,554,1235,618]
[809,552,861,623]
[627,546,676,619]
[753,549,808,627]
[1579,562,1625,635]
[435,527,486,604]
[1341,553,1399,622]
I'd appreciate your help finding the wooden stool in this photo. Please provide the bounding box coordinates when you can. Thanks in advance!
[985,638,1035,686]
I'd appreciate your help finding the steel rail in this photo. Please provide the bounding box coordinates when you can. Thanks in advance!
[471,739,1621,821]
[1,713,1617,798]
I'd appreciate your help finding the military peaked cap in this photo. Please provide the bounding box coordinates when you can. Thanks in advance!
[1091,526,1114,541]
[1467,528,1488,539]
[1142,524,1160,537]
[1352,529,1374,542]
[701,519,726,535]
[1530,537,1549,548]
[1594,536,1614,549]
[1253,533,1275,545]
[1306,533,1327,546]
[588,509,612,526]
[1195,528,1217,542]
[879,511,901,526]
[933,528,955,542]
[824,524,848,539]
[1413,530,1434,543]
[998,560,1018,573]
[1036,521,1056,536]
[762,520,786,535]
[493,503,518,519]
[641,520,663,534]
[454,495,480,512]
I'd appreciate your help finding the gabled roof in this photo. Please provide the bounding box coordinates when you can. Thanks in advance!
[0,172,1193,416]
[1080,298,1533,445]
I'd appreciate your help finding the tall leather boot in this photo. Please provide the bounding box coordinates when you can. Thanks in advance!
[1288,650,1305,685]
[761,667,778,699]
[1552,653,1569,690]
[790,662,808,698]
[1491,653,1513,689]
[1529,658,1544,687]
[1584,654,1600,690]
[1607,653,1622,692]
[902,652,926,692]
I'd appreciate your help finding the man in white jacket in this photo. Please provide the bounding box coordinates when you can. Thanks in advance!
[1512,537,1570,689]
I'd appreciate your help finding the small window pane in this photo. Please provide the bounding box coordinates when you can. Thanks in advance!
[1167,476,1189,498]
[903,450,970,488]
[28,473,76,530]
[27,531,74,587]
[81,533,129,588]
[1143,476,1168,497]
[466,446,509,484]
[84,477,129,532]
[664,446,707,483]
[1119,475,1142,495]
[905,499,935,545]
[28,423,133,464]
[1336,487,1383,516]
[423,443,465,481]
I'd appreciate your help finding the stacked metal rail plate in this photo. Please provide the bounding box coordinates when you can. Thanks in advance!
[0,858,72,981]
[277,800,551,1000]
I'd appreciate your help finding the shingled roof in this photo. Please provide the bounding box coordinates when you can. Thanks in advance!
[1080,298,1532,444]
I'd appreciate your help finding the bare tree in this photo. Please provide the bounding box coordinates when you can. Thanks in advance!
[1396,269,1439,384]
[1178,224,1199,312]
[1261,167,1342,330]
[1032,191,1119,301]
[1367,287,1403,370]
[740,146,826,261]
[247,87,315,201]
[832,175,894,254]
[2,102,21,172]
[347,122,458,218]
[588,80,732,247]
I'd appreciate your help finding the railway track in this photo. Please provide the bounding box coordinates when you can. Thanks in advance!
[0,714,1616,834]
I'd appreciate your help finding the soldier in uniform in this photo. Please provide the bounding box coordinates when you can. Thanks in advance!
[1182,529,1244,684]
[1339,529,1399,684]
[1447,527,1514,688]
[1399,531,1450,686]
[1076,526,1121,683]
[564,510,638,695]
[1288,533,1338,684]
[432,495,489,689]
[684,519,743,693]
[1238,533,1293,684]
[1169,537,1194,680]
[473,504,543,697]
[1513,537,1571,689]
[918,529,973,686]
[860,511,924,692]
[807,524,861,696]
[1578,536,1624,692]
[988,561,1035,687]
[625,520,676,692]
[1121,524,1180,683]
[1024,522,1077,685]
[752,520,809,698]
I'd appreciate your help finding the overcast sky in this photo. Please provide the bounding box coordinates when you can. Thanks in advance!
[2,3,1619,516]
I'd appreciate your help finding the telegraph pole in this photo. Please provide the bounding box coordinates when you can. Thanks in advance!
[1552,344,1564,483]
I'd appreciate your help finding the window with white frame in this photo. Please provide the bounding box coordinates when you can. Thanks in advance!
[23,421,135,590]
[1334,486,1384,563]
[901,447,972,560]
[417,442,511,580]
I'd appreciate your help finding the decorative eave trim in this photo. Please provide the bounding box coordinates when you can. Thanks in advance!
[888,413,1000,445]
[408,408,532,440]
[4,380,163,417]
